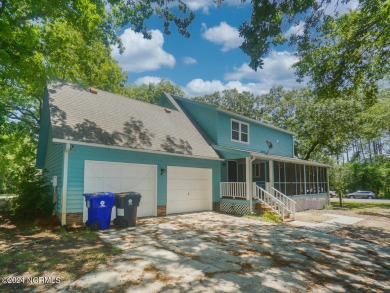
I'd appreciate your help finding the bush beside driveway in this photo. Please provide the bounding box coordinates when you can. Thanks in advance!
[58,212,390,293]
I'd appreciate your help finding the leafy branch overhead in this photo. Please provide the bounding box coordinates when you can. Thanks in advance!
[239,0,389,100]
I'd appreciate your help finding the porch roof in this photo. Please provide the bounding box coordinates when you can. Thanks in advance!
[212,145,330,168]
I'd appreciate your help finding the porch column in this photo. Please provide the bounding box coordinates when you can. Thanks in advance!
[268,160,274,192]
[245,156,252,200]
[326,168,330,205]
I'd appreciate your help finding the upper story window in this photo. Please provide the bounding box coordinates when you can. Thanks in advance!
[231,119,249,143]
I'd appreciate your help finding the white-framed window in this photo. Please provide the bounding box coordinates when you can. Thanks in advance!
[231,119,249,143]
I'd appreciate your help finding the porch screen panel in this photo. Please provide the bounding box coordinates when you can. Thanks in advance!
[285,163,295,196]
[298,165,305,195]
[305,166,317,194]
[318,167,328,193]
[273,161,280,191]
[280,162,286,194]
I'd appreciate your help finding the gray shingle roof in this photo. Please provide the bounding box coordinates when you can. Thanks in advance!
[47,82,220,159]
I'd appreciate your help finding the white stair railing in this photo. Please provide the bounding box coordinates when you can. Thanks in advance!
[271,187,297,220]
[253,184,286,221]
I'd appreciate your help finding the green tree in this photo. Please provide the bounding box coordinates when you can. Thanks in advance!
[0,0,196,194]
[121,80,185,105]
[294,0,390,102]
[194,89,262,119]
[239,0,389,102]
[331,156,390,197]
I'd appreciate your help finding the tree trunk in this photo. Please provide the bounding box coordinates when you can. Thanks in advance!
[368,140,372,163]
[303,140,320,160]
[360,140,365,160]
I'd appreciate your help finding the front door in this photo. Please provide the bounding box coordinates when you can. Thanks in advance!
[228,161,237,182]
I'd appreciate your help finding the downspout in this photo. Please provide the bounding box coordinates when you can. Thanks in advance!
[61,143,71,226]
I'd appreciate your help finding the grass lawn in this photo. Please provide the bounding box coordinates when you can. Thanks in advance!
[244,212,282,223]
[329,201,390,218]
[0,213,121,292]
[330,201,390,210]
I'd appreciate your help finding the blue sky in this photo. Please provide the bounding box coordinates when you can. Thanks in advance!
[110,0,357,97]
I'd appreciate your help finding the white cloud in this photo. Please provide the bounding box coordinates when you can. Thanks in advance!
[111,29,175,72]
[285,22,305,38]
[321,0,359,16]
[184,79,269,97]
[202,22,243,52]
[185,0,249,13]
[134,76,164,85]
[182,56,197,65]
[186,0,215,13]
[184,51,305,97]
[225,51,301,90]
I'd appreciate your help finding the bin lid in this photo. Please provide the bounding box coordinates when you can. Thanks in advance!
[115,192,141,198]
[83,192,115,198]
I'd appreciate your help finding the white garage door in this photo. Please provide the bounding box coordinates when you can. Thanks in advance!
[83,160,157,222]
[167,166,212,214]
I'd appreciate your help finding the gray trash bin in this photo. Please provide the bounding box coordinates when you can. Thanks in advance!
[113,192,142,228]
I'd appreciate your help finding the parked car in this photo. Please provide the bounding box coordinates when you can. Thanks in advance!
[329,191,337,197]
[345,190,376,199]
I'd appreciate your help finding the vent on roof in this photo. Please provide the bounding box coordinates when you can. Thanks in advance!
[164,108,171,113]
[90,88,98,94]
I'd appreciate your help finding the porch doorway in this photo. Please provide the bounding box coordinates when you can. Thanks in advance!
[228,160,247,182]
[227,161,237,182]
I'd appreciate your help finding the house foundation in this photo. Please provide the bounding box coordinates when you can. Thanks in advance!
[157,205,167,216]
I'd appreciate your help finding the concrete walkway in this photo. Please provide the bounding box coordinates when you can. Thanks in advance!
[51,212,390,293]
[288,213,364,233]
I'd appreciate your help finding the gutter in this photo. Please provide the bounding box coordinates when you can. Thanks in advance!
[61,143,71,226]
[52,138,224,161]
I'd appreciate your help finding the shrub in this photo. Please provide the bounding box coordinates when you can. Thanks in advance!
[5,167,54,220]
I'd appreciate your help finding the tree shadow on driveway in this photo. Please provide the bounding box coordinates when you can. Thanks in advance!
[66,212,390,292]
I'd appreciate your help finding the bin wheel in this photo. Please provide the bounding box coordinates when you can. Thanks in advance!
[119,219,127,228]
[88,221,100,231]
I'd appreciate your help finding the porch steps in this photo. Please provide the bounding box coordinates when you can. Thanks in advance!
[255,203,293,222]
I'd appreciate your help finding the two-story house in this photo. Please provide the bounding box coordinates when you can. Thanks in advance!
[37,82,329,225]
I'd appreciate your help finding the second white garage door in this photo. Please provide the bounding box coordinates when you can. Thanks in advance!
[83,160,157,222]
[167,166,212,214]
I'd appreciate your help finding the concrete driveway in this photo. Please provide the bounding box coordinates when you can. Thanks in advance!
[64,212,390,292]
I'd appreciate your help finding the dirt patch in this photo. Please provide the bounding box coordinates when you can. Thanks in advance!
[294,211,334,223]
[0,214,121,292]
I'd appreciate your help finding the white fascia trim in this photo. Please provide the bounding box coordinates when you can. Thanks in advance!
[250,152,330,168]
[218,108,296,136]
[52,138,224,161]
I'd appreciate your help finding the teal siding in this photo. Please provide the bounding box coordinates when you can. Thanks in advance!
[217,113,294,157]
[66,145,221,213]
[175,99,218,143]
[158,95,178,110]
[43,132,64,214]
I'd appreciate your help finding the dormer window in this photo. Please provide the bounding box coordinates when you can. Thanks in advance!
[231,119,249,143]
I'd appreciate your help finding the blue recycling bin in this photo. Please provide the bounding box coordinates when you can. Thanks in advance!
[83,192,115,230]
